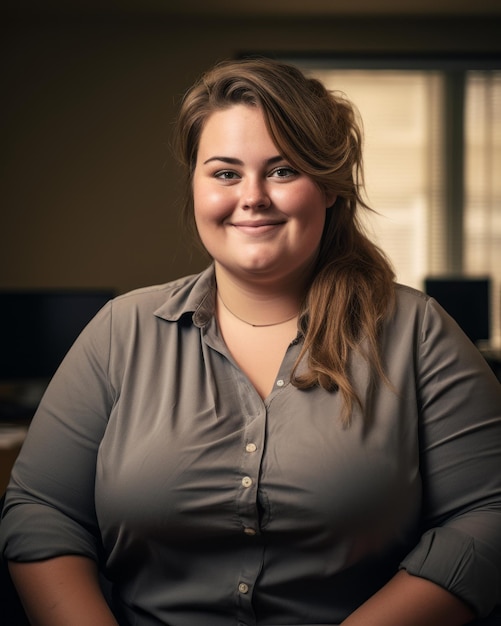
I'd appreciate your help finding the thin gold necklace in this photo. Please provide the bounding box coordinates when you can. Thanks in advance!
[217,293,298,328]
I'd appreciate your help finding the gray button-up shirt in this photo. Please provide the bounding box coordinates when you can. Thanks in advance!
[1,265,501,625]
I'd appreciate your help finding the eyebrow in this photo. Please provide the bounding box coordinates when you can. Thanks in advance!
[202,155,285,166]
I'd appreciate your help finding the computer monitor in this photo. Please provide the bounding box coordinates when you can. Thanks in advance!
[0,289,114,382]
[424,276,490,345]
[0,289,114,420]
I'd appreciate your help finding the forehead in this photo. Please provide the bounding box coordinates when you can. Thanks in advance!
[197,104,277,155]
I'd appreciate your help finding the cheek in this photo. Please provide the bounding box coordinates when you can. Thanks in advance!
[193,183,232,224]
[287,188,327,228]
[295,193,328,248]
[303,214,327,254]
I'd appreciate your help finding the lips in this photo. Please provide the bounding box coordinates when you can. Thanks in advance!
[230,219,285,235]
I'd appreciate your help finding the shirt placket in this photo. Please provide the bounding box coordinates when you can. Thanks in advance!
[202,322,302,625]
[233,344,303,625]
[233,381,266,626]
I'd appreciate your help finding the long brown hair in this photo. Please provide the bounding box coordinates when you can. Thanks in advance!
[173,58,395,424]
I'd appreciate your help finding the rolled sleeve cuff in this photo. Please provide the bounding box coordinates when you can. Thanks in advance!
[0,503,99,563]
[400,527,500,618]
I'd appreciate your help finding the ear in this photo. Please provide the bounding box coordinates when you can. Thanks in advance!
[325,192,337,208]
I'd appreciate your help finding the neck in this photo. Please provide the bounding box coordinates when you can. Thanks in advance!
[217,293,298,327]
[214,264,304,328]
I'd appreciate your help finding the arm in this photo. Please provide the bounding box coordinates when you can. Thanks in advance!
[9,556,118,626]
[341,570,474,626]
[341,293,501,625]
[399,298,501,617]
[0,303,117,620]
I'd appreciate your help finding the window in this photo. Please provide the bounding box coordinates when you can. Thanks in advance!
[465,71,501,344]
[288,58,501,344]
[305,69,445,290]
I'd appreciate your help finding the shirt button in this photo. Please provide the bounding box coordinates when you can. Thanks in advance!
[238,583,249,594]
[241,476,253,488]
[245,443,257,453]
[276,379,285,387]
[244,527,257,536]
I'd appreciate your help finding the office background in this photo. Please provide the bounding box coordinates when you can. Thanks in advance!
[1,0,501,296]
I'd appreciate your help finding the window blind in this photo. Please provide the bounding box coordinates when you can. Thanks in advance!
[305,69,447,290]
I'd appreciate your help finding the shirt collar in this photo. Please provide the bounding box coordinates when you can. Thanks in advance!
[153,264,216,328]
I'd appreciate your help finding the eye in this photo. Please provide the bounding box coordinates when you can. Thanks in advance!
[270,166,298,179]
[214,170,240,180]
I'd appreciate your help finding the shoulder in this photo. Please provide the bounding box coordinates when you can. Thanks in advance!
[387,283,496,382]
[71,269,214,377]
[76,269,213,351]
[383,282,472,354]
[107,267,214,323]
[387,283,431,335]
[112,272,202,310]
[394,283,429,309]
[392,282,456,330]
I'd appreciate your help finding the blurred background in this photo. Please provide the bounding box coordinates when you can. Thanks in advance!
[0,0,500,382]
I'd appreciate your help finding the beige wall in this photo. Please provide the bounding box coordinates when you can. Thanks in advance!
[1,14,500,294]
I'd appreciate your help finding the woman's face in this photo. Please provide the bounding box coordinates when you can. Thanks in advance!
[192,105,335,287]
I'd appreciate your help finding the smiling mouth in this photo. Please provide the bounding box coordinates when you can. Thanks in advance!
[231,220,285,235]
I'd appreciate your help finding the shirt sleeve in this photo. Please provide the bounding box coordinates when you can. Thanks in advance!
[0,301,115,563]
[399,297,501,618]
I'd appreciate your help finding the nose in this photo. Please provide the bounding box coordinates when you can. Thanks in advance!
[240,176,271,210]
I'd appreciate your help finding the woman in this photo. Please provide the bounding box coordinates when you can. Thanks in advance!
[1,58,500,626]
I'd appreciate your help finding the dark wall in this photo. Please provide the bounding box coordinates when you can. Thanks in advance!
[1,12,500,294]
